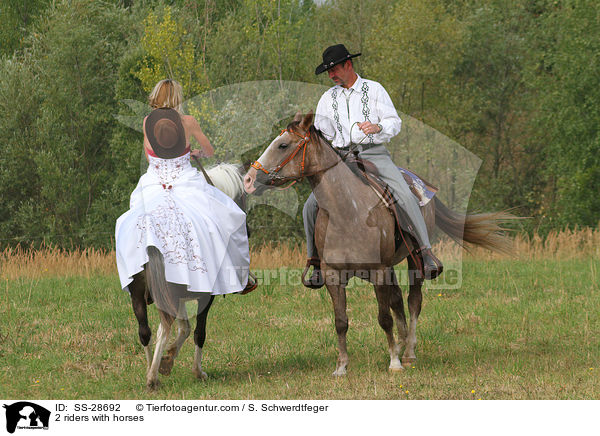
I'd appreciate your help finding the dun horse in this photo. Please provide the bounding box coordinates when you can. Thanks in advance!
[128,164,247,390]
[244,112,513,375]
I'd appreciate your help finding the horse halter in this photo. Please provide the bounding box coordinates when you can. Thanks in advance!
[250,128,312,187]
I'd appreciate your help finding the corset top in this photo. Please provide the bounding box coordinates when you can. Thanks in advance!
[147,152,192,186]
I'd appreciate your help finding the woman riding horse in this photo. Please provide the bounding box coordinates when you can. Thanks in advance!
[115,79,255,389]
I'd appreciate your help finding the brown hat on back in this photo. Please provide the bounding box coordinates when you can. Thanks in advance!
[144,108,186,159]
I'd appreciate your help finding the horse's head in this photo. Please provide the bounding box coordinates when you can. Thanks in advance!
[244,111,318,194]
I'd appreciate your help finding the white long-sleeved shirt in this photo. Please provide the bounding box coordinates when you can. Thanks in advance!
[314,74,402,148]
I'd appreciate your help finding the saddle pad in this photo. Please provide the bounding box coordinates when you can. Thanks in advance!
[398,167,437,206]
[342,155,437,206]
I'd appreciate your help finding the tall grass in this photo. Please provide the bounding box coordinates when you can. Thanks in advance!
[2,226,599,279]
[0,244,115,280]
[457,226,600,260]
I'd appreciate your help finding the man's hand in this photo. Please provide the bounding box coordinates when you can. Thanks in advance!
[357,121,382,135]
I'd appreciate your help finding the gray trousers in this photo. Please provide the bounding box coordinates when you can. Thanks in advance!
[302,145,431,258]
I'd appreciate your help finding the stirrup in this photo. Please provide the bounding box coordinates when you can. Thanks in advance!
[240,271,258,295]
[415,247,443,280]
[301,257,324,289]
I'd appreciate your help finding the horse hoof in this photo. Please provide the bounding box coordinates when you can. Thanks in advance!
[388,365,405,373]
[146,379,161,391]
[159,356,174,375]
[193,368,208,381]
[332,369,347,377]
[402,357,417,367]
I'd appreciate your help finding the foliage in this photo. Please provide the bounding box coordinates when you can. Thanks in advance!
[0,0,599,248]
[0,0,135,248]
[365,0,471,210]
[205,0,315,86]
[0,56,43,244]
[533,0,600,228]
[0,0,50,56]
[135,5,206,95]
[455,1,538,217]
[366,0,465,120]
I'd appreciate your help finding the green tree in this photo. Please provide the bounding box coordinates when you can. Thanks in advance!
[0,55,43,246]
[533,0,600,228]
[0,0,49,57]
[311,0,391,70]
[361,0,473,211]
[25,0,135,247]
[456,1,533,202]
[206,0,316,86]
[135,5,206,95]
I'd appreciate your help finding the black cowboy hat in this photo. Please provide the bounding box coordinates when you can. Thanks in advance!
[144,107,186,159]
[315,44,361,75]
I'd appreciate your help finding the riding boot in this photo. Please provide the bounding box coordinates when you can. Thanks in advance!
[399,217,443,280]
[302,257,324,289]
[415,247,443,280]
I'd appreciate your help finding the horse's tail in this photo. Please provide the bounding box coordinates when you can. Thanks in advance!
[434,197,516,254]
[145,246,178,318]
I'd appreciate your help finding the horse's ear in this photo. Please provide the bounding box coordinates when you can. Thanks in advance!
[300,110,314,131]
[293,111,303,123]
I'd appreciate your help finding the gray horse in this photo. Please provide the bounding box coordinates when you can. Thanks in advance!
[244,112,514,375]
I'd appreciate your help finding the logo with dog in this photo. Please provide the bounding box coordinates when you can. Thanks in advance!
[2,402,50,433]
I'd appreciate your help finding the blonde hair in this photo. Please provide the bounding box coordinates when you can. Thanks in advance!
[148,79,183,111]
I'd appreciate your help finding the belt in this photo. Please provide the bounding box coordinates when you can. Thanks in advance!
[337,143,382,153]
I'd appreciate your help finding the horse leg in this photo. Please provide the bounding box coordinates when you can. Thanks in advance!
[129,272,152,369]
[146,310,174,390]
[388,267,409,360]
[193,295,215,381]
[325,269,349,376]
[372,268,403,372]
[159,301,191,376]
[402,256,424,366]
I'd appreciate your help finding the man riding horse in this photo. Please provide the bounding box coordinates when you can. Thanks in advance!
[303,44,443,288]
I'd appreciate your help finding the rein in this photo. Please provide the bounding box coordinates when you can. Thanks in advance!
[191,154,215,186]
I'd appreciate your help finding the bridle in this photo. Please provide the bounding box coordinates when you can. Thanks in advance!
[250,128,313,189]
[250,126,358,190]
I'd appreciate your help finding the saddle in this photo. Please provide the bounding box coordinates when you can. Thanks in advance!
[343,153,438,250]
[344,154,438,206]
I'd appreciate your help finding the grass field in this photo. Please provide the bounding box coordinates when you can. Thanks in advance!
[1,239,599,400]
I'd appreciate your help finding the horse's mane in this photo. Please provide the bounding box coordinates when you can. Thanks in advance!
[206,163,244,200]
[287,120,379,187]
[286,121,343,157]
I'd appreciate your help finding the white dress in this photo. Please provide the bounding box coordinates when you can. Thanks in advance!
[115,151,250,294]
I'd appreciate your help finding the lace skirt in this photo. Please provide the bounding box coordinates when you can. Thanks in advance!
[115,154,250,294]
